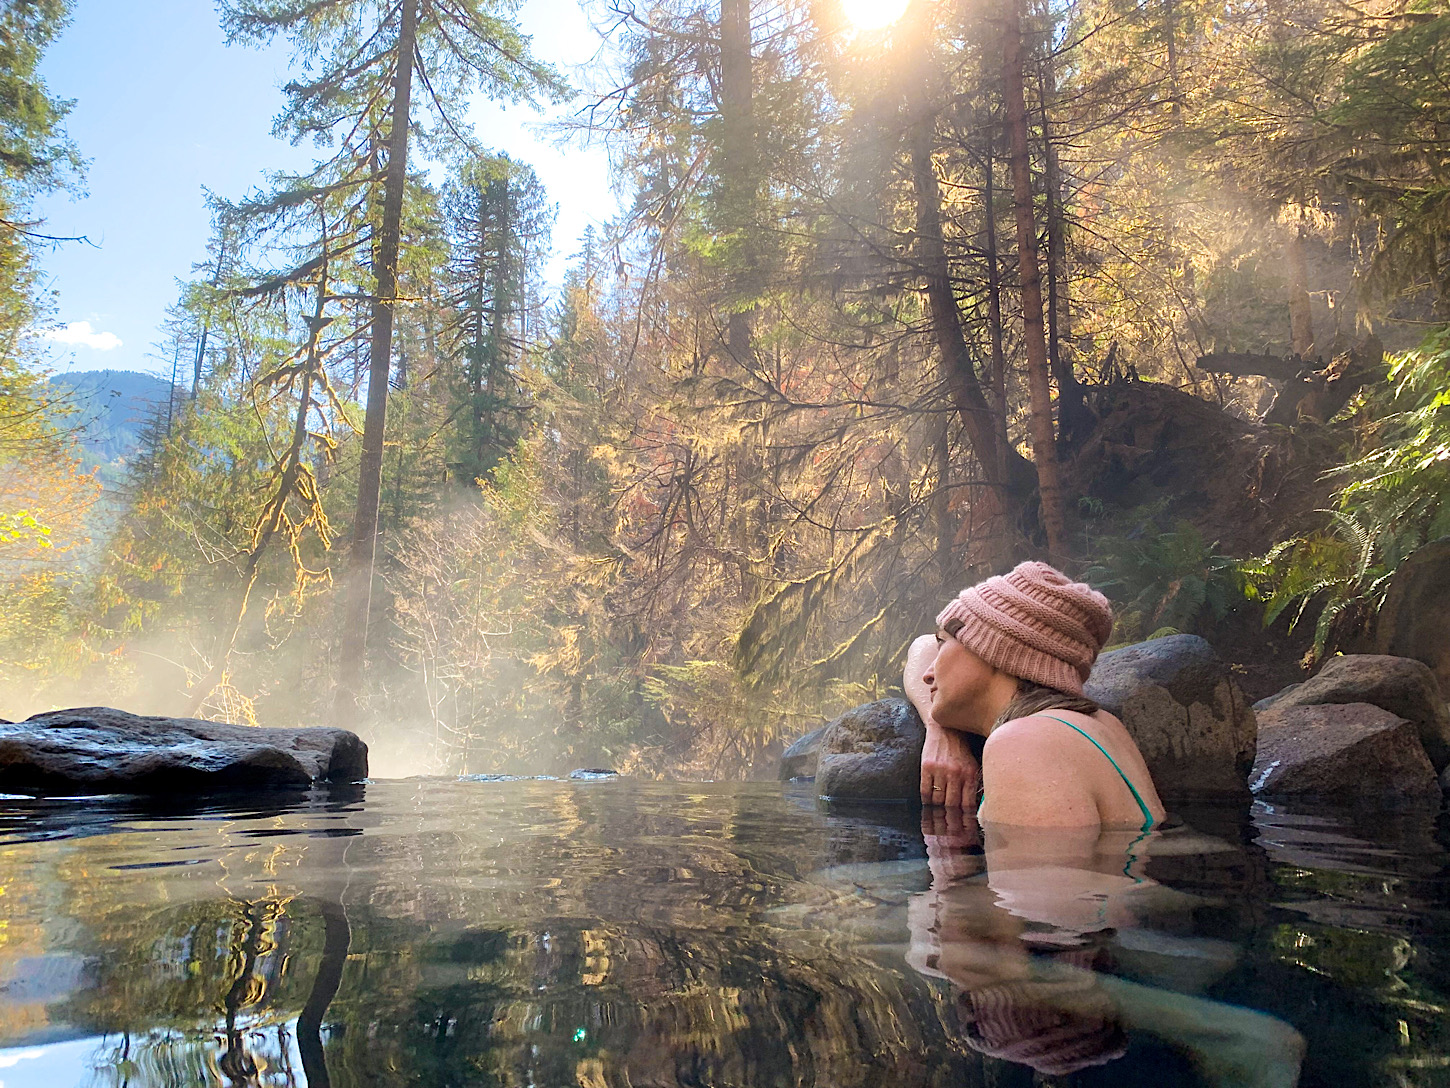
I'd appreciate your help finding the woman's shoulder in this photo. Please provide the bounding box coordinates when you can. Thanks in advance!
[984,707,1132,755]
[982,711,1079,753]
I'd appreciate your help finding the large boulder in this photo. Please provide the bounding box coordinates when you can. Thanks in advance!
[1062,381,1335,559]
[1084,634,1256,797]
[0,707,368,795]
[814,699,925,802]
[1371,538,1450,697]
[778,726,825,780]
[1251,703,1440,803]
[1252,684,1301,714]
[1261,654,1450,772]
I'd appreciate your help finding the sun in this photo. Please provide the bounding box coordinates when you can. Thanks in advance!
[840,0,911,31]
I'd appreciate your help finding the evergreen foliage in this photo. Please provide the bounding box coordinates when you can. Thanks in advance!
[7,0,1450,774]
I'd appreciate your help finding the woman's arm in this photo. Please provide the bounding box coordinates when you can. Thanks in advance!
[905,634,980,810]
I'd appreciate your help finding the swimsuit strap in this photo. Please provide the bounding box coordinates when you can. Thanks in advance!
[1038,714,1156,833]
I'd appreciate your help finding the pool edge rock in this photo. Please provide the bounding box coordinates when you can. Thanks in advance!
[814,699,925,802]
[0,706,368,795]
[1254,654,1450,773]
[1251,702,1440,803]
[1084,634,1257,798]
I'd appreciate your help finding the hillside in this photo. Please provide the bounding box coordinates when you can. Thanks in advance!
[49,369,174,482]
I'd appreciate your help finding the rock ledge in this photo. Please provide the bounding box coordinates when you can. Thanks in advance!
[0,707,368,795]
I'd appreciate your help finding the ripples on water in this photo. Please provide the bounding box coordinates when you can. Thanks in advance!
[0,780,1446,1087]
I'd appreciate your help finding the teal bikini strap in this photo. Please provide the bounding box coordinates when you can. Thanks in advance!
[1039,714,1156,833]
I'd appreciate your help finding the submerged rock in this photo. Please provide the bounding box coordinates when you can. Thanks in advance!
[1371,537,1450,696]
[778,726,825,780]
[569,768,620,780]
[1084,634,1256,797]
[0,706,368,795]
[1260,654,1450,773]
[814,699,925,802]
[1251,702,1440,803]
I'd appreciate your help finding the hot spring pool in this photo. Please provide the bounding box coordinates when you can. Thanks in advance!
[0,779,1445,1087]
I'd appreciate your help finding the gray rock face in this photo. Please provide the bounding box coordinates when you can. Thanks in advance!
[814,699,925,802]
[1372,537,1450,695]
[1084,634,1257,797]
[1263,654,1450,773]
[778,726,825,780]
[0,707,368,795]
[1253,683,1302,714]
[1251,702,1440,802]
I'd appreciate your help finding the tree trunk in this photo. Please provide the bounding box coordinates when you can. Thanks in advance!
[1287,221,1314,357]
[336,0,418,716]
[1036,40,1088,450]
[1001,0,1069,561]
[721,0,754,354]
[933,411,954,586]
[187,273,328,716]
[190,241,227,400]
[719,0,768,593]
[909,113,1017,571]
[982,92,1008,430]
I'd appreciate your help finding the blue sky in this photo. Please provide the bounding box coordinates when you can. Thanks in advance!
[32,0,618,378]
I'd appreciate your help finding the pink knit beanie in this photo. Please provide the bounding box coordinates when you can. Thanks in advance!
[935,562,1113,696]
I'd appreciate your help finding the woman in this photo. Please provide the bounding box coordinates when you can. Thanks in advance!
[905,561,1166,829]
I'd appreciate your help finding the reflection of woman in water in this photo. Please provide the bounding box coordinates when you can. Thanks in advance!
[906,813,1306,1087]
[905,560,1166,828]
[898,563,1304,1086]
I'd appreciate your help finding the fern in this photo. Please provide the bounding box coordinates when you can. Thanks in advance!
[1082,508,1246,644]
[1243,326,1450,663]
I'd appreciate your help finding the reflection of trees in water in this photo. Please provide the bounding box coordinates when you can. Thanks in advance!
[51,898,983,1087]
[1244,802,1450,1086]
[6,787,977,1086]
[2,787,1449,1086]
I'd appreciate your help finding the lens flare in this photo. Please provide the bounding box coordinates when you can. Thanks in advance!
[840,0,910,31]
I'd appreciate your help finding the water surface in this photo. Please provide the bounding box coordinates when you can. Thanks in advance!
[0,780,1446,1087]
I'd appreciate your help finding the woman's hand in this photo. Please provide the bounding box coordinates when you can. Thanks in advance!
[920,719,981,811]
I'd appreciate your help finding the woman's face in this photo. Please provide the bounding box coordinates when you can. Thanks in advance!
[923,628,1008,733]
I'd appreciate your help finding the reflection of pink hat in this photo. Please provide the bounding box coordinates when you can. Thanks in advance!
[960,965,1127,1076]
[936,562,1113,696]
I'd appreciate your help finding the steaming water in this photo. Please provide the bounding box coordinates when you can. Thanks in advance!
[0,780,1445,1087]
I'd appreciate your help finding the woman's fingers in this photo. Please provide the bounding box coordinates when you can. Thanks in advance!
[944,774,964,810]
[923,759,974,809]
[920,765,937,806]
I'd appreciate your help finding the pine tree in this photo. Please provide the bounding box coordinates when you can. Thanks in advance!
[443,155,551,483]
[219,0,564,715]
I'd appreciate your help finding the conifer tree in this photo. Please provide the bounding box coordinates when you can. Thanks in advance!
[219,0,564,713]
[443,154,551,483]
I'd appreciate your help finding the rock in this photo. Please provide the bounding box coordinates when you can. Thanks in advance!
[1250,703,1440,803]
[1062,381,1336,560]
[1253,683,1302,714]
[778,726,826,780]
[568,768,619,780]
[1372,538,1450,697]
[1266,655,1450,773]
[815,699,925,802]
[1084,634,1256,797]
[0,707,368,795]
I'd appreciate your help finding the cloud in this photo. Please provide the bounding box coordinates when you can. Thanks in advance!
[44,321,123,351]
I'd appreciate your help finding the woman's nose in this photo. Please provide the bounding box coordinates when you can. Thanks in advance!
[922,664,934,685]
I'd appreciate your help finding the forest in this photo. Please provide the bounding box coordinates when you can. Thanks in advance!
[0,0,1446,778]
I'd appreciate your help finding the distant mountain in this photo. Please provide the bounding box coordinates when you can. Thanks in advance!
[48,370,175,481]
